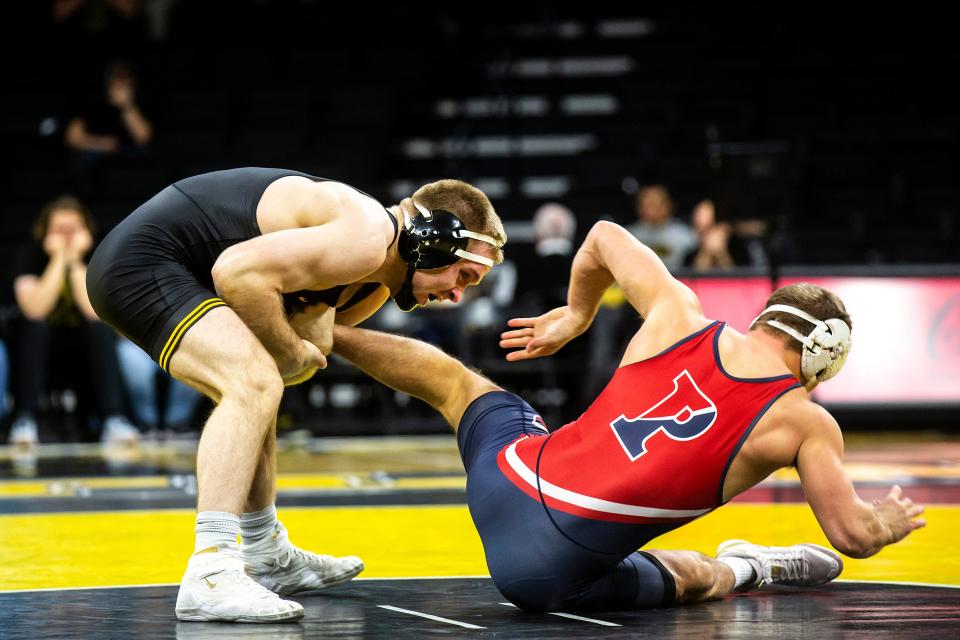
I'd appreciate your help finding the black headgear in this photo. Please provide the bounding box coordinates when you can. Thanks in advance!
[393,202,503,311]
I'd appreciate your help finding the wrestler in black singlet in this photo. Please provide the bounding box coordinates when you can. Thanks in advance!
[87,167,397,371]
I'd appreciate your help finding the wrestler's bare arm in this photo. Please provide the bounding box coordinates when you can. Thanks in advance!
[566,221,699,320]
[797,404,925,558]
[501,221,705,362]
[212,184,386,376]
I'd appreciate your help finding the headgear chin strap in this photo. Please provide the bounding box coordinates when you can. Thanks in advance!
[393,201,503,312]
[750,304,852,390]
[392,262,419,312]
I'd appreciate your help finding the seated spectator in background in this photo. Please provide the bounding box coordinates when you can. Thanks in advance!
[626,185,698,272]
[512,202,577,311]
[9,196,139,446]
[686,199,735,271]
[117,337,203,440]
[685,199,802,269]
[65,60,153,194]
[512,203,600,416]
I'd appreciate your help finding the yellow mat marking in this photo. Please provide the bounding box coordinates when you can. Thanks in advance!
[0,504,956,591]
[0,473,469,498]
[5,462,958,499]
[0,477,172,498]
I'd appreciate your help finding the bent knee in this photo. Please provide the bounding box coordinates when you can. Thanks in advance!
[227,364,284,406]
[198,352,284,409]
[445,369,502,426]
[167,306,286,405]
[498,579,566,612]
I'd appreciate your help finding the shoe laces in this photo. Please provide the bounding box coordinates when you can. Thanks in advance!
[286,544,335,571]
[761,548,809,584]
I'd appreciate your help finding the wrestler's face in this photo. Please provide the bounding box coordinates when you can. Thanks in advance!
[410,258,491,307]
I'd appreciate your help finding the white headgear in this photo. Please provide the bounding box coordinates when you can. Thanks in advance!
[750,304,852,390]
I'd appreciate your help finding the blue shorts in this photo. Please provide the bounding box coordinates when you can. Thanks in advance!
[457,391,677,611]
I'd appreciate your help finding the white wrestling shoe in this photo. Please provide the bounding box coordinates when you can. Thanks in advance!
[8,416,38,446]
[717,539,843,591]
[175,543,304,623]
[101,416,141,445]
[243,522,364,596]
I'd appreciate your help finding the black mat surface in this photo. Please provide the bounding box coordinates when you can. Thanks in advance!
[2,578,958,639]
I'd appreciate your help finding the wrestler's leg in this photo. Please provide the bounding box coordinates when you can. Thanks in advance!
[167,306,284,515]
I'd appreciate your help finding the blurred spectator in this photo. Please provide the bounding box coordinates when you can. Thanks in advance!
[116,337,202,439]
[730,218,772,267]
[686,199,735,271]
[512,202,577,310]
[65,60,153,195]
[685,199,801,269]
[9,196,139,445]
[509,203,602,419]
[728,216,803,267]
[626,185,698,271]
[534,203,577,255]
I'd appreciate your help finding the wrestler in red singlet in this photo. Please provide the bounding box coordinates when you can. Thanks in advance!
[499,321,800,528]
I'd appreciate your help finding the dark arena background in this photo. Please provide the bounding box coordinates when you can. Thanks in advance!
[1,3,958,638]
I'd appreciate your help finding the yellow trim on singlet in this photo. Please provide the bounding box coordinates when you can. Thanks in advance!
[158,297,226,372]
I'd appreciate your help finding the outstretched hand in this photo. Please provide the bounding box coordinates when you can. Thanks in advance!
[874,485,926,545]
[499,306,591,361]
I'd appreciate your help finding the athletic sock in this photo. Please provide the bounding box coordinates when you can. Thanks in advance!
[241,504,278,544]
[194,511,240,552]
[719,556,758,589]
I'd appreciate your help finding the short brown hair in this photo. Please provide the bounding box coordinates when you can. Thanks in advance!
[412,179,507,264]
[33,195,95,242]
[636,184,675,212]
[753,283,852,353]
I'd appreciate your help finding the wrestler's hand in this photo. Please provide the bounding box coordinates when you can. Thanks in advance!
[873,485,926,545]
[289,303,334,355]
[500,305,591,361]
[279,339,327,386]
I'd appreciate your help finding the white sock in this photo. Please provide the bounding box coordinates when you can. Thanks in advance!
[719,557,758,589]
[241,504,278,544]
[194,511,240,553]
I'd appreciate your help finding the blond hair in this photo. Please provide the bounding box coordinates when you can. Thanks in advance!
[753,283,852,353]
[412,179,507,264]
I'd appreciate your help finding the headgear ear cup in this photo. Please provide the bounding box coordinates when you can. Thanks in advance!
[399,203,501,269]
[807,318,851,385]
[751,304,852,390]
[393,201,504,311]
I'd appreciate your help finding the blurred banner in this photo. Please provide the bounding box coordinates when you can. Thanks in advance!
[679,275,960,406]
[680,275,771,333]
[780,276,960,406]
